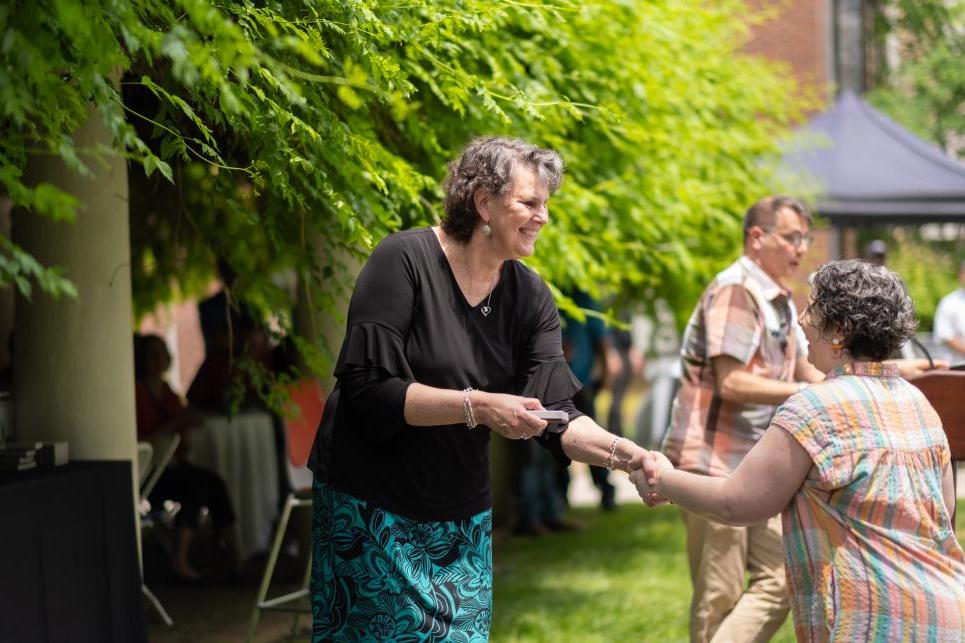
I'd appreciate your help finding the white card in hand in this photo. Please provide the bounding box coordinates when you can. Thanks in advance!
[529,410,569,432]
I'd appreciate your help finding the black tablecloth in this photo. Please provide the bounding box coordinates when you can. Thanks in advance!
[0,460,147,642]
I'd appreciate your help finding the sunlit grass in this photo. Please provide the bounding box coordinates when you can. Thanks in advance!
[491,501,965,642]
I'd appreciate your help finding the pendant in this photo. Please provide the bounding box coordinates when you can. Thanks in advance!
[480,305,492,317]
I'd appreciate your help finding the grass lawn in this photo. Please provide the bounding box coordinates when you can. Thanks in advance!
[491,501,965,642]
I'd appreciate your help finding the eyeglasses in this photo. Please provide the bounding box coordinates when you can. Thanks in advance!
[765,230,814,248]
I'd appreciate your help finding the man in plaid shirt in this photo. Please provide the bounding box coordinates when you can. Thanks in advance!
[661,196,824,643]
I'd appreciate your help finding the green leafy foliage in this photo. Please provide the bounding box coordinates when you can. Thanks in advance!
[2,0,807,370]
[868,0,965,157]
[886,237,961,331]
[863,1,964,332]
[855,226,962,330]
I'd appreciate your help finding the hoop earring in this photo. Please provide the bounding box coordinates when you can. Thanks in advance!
[481,223,492,236]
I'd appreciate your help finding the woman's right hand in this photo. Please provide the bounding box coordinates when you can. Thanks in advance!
[472,391,548,440]
[628,450,674,506]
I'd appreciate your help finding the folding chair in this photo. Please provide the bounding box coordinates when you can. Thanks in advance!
[138,432,181,627]
[136,442,154,515]
[247,379,324,643]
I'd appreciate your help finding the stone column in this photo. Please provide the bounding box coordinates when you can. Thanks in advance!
[13,104,137,478]
[0,198,12,371]
[294,250,355,391]
[288,239,361,566]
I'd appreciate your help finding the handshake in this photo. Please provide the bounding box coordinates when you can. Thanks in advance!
[626,449,675,507]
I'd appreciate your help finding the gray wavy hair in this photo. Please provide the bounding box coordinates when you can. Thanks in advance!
[441,136,564,243]
[807,259,917,361]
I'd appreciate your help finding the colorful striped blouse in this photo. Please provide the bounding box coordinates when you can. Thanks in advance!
[770,361,965,642]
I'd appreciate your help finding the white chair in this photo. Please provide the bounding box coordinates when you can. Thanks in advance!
[246,380,324,643]
[138,432,181,627]
[136,442,154,515]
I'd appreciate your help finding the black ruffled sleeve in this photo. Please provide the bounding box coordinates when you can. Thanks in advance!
[517,278,584,465]
[332,234,418,441]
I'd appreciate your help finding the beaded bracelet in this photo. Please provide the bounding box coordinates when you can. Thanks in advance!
[605,436,622,471]
[463,387,477,430]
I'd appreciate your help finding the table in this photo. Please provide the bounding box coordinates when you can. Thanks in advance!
[0,461,146,643]
[190,411,280,559]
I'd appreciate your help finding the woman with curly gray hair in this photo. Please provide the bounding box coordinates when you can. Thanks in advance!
[308,136,646,641]
[630,259,965,642]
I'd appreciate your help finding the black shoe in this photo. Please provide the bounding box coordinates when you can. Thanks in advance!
[514,521,549,537]
[171,572,211,587]
[544,517,583,532]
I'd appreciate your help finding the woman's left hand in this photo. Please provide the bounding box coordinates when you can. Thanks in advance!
[472,391,547,440]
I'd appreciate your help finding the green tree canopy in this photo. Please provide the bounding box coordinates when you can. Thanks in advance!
[2,0,809,370]
[868,0,965,158]
[863,1,964,333]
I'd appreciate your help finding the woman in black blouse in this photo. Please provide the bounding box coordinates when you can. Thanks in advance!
[309,136,645,641]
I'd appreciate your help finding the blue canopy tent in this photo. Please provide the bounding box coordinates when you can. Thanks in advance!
[784,90,965,226]
[783,91,965,365]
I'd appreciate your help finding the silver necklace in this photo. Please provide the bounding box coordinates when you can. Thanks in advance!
[441,232,497,317]
[480,274,496,317]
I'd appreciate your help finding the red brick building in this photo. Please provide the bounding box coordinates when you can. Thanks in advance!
[743,0,833,96]
[741,0,843,303]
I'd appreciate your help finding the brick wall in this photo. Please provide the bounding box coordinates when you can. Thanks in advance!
[743,1,836,283]
[743,0,831,96]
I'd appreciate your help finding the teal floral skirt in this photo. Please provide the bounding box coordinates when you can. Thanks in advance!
[311,479,493,642]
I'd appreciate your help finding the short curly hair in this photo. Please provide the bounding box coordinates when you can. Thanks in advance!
[441,136,564,243]
[807,259,917,361]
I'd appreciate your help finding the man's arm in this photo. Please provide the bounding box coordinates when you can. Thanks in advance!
[794,358,825,384]
[713,355,801,406]
[933,296,965,357]
[704,282,814,406]
[945,337,965,356]
[885,357,951,377]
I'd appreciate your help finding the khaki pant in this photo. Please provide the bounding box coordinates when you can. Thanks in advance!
[682,510,789,643]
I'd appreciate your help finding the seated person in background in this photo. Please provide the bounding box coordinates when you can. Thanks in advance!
[632,260,965,642]
[934,259,965,364]
[135,334,239,581]
[189,258,275,412]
